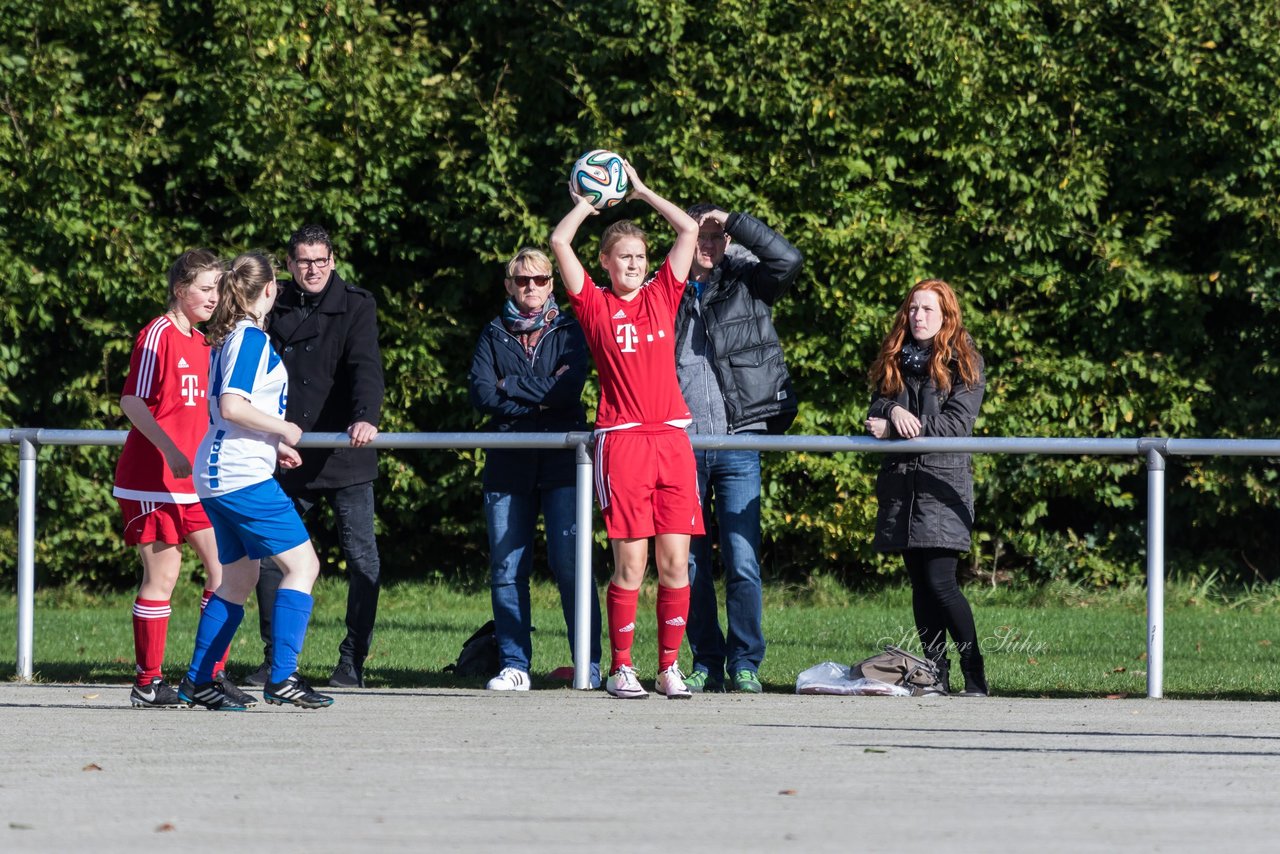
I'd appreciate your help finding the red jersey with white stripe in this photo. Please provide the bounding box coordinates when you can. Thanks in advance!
[113,315,211,504]
[567,258,692,430]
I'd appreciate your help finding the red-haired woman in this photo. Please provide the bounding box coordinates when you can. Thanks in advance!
[865,279,988,696]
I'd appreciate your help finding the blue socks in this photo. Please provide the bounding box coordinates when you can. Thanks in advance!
[186,590,315,685]
[186,595,244,684]
[270,588,314,684]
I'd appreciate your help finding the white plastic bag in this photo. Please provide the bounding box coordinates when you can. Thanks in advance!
[794,661,912,696]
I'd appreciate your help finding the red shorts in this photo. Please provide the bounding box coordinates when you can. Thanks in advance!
[117,498,211,546]
[594,426,704,539]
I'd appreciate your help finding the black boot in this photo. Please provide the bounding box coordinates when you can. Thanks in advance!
[934,658,951,696]
[924,649,950,696]
[957,650,989,697]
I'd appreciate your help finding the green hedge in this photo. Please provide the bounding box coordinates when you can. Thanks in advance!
[3,0,1279,587]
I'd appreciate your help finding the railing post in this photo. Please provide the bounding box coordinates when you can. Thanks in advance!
[16,430,39,681]
[1141,438,1168,699]
[572,435,594,690]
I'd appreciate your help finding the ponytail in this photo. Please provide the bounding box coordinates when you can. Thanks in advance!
[204,253,276,347]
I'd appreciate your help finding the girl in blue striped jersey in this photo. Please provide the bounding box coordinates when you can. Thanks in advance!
[181,252,332,710]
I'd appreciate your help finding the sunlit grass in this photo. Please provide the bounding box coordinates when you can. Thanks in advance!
[3,576,1279,699]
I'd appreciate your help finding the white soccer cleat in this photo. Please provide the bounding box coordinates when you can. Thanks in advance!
[606,664,649,699]
[486,667,531,692]
[655,664,693,699]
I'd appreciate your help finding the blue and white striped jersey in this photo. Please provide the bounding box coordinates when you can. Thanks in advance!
[195,320,290,498]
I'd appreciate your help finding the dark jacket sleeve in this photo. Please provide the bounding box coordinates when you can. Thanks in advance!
[342,293,385,427]
[867,393,909,439]
[868,393,900,421]
[921,355,985,438]
[502,322,589,411]
[725,212,804,306]
[468,328,536,418]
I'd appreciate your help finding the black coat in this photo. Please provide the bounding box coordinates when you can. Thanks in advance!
[674,212,803,434]
[868,352,985,553]
[468,312,589,493]
[267,271,384,492]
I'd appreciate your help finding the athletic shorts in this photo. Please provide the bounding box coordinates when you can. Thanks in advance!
[594,426,704,539]
[118,498,211,546]
[199,479,310,565]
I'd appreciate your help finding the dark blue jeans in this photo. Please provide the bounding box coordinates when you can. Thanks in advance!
[484,485,602,679]
[687,449,765,679]
[257,481,381,668]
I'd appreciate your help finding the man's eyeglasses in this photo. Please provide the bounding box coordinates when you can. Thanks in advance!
[295,256,332,270]
[510,274,552,287]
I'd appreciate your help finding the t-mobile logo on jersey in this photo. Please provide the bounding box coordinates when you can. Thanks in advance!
[179,374,202,406]
[615,322,639,353]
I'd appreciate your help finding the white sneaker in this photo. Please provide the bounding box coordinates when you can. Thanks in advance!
[486,667,531,692]
[655,664,693,699]
[606,665,649,699]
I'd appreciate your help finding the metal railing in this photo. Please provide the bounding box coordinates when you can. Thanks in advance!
[7,428,1280,697]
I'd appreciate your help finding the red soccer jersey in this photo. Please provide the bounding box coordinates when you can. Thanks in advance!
[112,315,211,504]
[567,258,692,430]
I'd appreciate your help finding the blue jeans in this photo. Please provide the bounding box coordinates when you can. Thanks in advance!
[687,449,765,678]
[257,481,381,668]
[484,486,601,678]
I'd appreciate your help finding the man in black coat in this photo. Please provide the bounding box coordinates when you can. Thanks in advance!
[674,203,802,693]
[248,224,385,688]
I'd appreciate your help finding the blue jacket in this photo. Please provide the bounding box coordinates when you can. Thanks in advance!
[467,312,589,492]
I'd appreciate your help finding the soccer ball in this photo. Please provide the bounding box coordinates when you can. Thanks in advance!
[569,149,629,209]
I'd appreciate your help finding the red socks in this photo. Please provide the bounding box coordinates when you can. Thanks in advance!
[131,598,170,686]
[132,589,232,687]
[200,589,230,677]
[607,583,691,673]
[606,583,639,672]
[656,584,690,671]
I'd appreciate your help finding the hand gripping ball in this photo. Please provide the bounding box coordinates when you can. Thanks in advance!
[569,149,629,209]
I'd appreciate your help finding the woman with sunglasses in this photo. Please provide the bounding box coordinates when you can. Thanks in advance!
[468,248,603,691]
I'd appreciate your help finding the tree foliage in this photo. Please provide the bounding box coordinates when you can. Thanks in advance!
[2,0,1279,587]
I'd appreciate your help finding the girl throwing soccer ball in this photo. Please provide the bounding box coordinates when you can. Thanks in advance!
[180,252,331,710]
[549,159,701,699]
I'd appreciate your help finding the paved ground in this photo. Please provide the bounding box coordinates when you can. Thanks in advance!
[1,682,1278,853]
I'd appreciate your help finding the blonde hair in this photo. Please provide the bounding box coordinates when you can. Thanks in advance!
[869,279,981,396]
[600,220,648,256]
[506,247,552,278]
[204,253,276,347]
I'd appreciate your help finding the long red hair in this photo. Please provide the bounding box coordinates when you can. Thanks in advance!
[869,279,980,396]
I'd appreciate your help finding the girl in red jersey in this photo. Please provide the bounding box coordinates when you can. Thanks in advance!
[550,160,701,699]
[113,249,253,708]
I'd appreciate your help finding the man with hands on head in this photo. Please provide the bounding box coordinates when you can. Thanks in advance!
[674,203,803,694]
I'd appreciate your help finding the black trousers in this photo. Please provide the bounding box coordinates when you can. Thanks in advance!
[256,482,381,668]
[902,548,982,674]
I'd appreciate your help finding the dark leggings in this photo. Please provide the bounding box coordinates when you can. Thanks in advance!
[903,548,982,672]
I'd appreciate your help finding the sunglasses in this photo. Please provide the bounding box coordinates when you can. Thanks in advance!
[510,274,552,287]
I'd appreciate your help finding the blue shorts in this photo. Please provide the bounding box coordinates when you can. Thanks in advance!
[201,479,310,564]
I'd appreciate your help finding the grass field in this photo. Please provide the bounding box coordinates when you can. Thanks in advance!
[3,576,1279,699]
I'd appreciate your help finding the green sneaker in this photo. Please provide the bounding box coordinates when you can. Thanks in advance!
[683,670,724,693]
[733,669,763,694]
